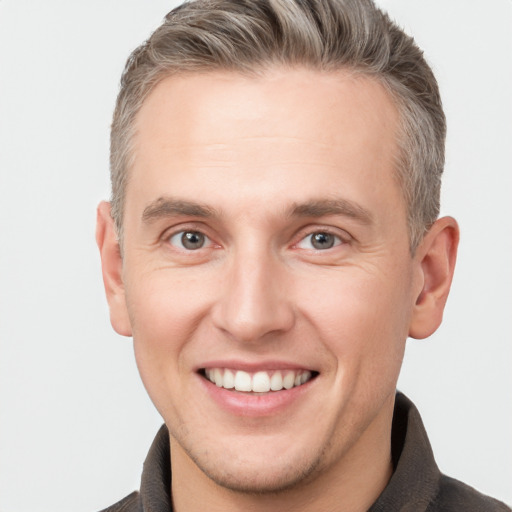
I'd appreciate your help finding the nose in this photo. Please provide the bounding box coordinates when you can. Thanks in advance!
[211,247,295,344]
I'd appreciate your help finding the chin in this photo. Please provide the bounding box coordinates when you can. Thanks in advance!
[177,432,327,495]
[195,454,322,495]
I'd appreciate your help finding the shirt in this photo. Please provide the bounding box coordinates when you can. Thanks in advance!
[99,392,511,511]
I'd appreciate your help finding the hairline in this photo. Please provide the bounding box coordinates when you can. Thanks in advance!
[113,64,421,252]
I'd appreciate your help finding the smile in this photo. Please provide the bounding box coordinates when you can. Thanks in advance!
[202,368,316,393]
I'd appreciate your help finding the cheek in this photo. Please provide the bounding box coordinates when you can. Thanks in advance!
[299,266,413,370]
[125,270,216,400]
[126,268,215,344]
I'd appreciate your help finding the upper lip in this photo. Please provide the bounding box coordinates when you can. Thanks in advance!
[196,359,318,373]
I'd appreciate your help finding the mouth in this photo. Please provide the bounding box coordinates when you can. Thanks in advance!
[200,367,318,393]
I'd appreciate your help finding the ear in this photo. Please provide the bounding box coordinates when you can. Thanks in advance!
[96,201,132,337]
[408,216,459,339]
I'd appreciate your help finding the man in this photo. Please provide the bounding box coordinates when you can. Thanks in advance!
[95,0,510,510]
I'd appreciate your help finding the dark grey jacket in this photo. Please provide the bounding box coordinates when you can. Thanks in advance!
[99,393,511,511]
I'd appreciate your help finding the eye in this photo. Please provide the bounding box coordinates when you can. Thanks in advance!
[296,231,342,250]
[168,230,210,250]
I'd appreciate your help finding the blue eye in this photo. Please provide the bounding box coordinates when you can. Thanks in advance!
[297,232,342,250]
[169,231,210,250]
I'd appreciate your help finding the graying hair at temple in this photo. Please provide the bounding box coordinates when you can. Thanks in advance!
[110,0,445,252]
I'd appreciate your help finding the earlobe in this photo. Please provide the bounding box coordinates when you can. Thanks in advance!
[408,216,459,339]
[96,201,132,337]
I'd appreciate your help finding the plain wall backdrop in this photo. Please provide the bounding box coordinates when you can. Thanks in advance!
[0,1,511,510]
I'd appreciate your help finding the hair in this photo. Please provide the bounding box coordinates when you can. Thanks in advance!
[110,0,446,252]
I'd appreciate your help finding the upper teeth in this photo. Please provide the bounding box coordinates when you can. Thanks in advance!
[204,368,313,393]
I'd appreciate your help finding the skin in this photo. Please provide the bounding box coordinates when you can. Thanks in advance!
[97,68,459,512]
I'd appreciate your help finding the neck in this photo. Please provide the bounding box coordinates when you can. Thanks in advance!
[170,396,395,512]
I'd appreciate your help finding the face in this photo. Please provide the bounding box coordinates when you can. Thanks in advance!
[115,69,422,492]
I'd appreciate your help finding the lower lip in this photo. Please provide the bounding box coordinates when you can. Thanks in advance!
[198,374,316,417]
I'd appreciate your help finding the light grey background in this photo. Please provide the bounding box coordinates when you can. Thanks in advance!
[0,1,510,511]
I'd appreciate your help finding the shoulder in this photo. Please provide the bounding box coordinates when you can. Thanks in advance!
[428,475,511,512]
[97,491,140,512]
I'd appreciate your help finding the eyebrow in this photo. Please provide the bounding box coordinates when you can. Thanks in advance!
[289,198,373,224]
[142,197,218,223]
[141,196,372,225]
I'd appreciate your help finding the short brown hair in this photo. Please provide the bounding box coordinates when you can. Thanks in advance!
[110,0,445,251]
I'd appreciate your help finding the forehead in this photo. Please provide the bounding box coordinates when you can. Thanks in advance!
[127,68,403,226]
[134,67,399,157]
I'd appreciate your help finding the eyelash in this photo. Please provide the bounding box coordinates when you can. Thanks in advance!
[163,226,349,253]
[166,229,215,251]
[294,231,344,251]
